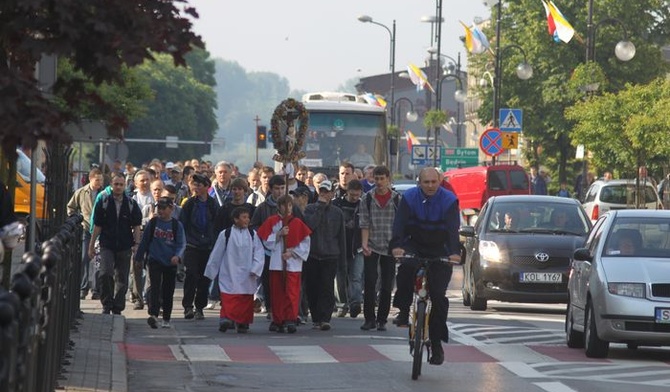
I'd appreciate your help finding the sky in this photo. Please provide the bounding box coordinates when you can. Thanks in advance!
[188,0,490,92]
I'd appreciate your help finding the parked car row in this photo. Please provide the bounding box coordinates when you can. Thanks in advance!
[457,193,670,359]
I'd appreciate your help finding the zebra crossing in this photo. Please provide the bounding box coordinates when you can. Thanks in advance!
[449,322,565,346]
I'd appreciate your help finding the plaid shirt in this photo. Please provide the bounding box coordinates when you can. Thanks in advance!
[358,190,399,256]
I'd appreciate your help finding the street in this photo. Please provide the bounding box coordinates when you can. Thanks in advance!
[121,266,670,392]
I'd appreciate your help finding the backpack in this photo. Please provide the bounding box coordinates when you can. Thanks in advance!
[223,226,255,251]
[145,217,179,248]
[365,191,400,213]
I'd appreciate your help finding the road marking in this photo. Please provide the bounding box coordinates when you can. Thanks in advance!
[170,344,230,362]
[480,345,557,363]
[500,362,547,378]
[270,345,337,363]
[534,382,578,392]
[370,344,411,362]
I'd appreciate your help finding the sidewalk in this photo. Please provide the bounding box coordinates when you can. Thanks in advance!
[6,245,130,392]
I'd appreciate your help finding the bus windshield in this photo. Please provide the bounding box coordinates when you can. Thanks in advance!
[303,109,386,169]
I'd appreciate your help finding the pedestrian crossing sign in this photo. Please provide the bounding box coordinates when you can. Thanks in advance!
[499,108,522,132]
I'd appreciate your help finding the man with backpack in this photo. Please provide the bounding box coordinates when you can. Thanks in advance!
[135,197,185,329]
[358,165,401,332]
[180,173,219,320]
[89,173,143,315]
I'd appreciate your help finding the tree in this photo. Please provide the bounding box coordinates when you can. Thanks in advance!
[0,0,203,159]
[566,77,670,177]
[472,0,669,183]
[127,52,217,164]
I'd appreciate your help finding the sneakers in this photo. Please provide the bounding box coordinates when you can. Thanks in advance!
[219,318,233,333]
[349,303,361,318]
[161,320,171,329]
[133,301,144,310]
[393,312,409,327]
[236,324,249,334]
[360,320,376,331]
[194,309,205,320]
[319,322,331,331]
[336,308,348,318]
[429,342,444,365]
[269,322,279,332]
[312,322,322,330]
[147,316,158,329]
[184,308,194,319]
[285,322,297,334]
[376,321,387,331]
[204,300,217,310]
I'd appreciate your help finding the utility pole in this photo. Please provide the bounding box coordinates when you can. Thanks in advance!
[253,115,261,163]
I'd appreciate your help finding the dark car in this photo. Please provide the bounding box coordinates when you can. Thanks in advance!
[459,195,592,311]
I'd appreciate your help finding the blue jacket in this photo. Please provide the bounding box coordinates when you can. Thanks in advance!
[390,186,460,258]
[135,218,186,267]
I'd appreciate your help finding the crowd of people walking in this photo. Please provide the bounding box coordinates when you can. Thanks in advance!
[68,158,461,366]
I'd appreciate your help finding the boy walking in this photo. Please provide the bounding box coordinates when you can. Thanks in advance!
[135,197,186,329]
[257,195,311,333]
[205,207,265,333]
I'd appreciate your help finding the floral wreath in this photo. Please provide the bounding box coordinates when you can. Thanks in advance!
[270,98,309,163]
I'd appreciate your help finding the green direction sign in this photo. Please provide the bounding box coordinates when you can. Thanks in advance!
[441,147,480,170]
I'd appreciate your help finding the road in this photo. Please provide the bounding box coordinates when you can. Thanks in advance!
[124,266,670,392]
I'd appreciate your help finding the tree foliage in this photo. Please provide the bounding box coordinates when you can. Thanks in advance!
[471,0,669,183]
[566,77,670,177]
[126,50,217,164]
[0,0,203,158]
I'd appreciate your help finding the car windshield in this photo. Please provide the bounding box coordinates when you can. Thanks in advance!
[487,201,589,235]
[602,217,670,258]
[599,183,657,205]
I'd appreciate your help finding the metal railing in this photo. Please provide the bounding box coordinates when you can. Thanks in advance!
[0,214,83,392]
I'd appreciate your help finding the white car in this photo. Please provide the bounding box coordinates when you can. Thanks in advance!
[566,209,670,358]
[582,179,663,222]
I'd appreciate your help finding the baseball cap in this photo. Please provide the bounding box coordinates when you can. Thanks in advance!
[191,173,211,187]
[289,186,311,197]
[155,196,174,209]
[166,162,181,172]
[318,180,334,192]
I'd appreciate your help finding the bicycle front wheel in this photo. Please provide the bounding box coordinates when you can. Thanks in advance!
[411,301,426,380]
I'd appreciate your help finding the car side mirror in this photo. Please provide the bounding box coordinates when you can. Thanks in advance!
[573,247,592,262]
[459,226,475,237]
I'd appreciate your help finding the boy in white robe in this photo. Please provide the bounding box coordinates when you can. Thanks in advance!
[257,195,311,333]
[205,207,264,333]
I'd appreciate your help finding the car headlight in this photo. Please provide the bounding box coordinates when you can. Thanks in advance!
[607,283,645,298]
[479,240,502,263]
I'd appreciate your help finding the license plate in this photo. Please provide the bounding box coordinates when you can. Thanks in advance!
[655,308,670,324]
[519,272,562,283]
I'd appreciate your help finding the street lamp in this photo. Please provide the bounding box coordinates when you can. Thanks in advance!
[358,15,396,128]
[391,97,418,173]
[579,0,636,199]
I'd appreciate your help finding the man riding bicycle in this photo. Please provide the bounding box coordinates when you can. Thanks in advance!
[390,167,461,365]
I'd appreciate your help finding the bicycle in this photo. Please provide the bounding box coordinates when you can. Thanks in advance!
[397,254,461,380]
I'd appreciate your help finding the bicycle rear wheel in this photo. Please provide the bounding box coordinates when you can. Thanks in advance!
[411,301,426,380]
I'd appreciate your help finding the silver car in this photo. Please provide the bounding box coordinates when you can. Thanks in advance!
[566,210,670,358]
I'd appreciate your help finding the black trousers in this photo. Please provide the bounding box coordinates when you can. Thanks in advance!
[182,247,211,311]
[363,253,396,324]
[303,257,338,323]
[394,260,453,343]
[147,261,177,321]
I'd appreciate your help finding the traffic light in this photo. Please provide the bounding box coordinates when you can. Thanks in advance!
[257,125,267,149]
